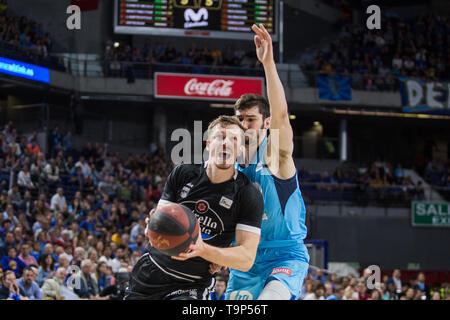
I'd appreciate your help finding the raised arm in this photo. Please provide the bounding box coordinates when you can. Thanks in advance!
[252,24,296,179]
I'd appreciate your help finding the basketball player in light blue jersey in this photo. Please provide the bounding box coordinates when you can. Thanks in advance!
[225,24,309,300]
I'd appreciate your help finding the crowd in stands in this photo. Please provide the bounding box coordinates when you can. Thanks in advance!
[209,266,450,300]
[298,159,427,206]
[1,120,449,300]
[0,0,64,71]
[103,40,261,78]
[0,120,173,299]
[300,13,450,91]
[298,268,450,300]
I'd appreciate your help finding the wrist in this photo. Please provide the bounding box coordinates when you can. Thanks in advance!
[263,60,276,69]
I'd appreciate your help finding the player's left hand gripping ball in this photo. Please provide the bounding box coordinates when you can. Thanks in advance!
[171,225,205,261]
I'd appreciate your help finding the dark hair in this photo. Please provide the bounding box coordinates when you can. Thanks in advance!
[314,282,326,292]
[216,276,226,283]
[39,253,55,271]
[234,94,270,120]
[23,267,33,274]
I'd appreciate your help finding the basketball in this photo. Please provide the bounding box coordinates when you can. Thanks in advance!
[147,203,200,256]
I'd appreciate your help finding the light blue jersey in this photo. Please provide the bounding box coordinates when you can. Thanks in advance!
[226,136,309,300]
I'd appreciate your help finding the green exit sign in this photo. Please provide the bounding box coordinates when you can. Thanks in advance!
[411,201,450,227]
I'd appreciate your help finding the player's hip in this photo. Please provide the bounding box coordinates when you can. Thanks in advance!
[125,253,213,299]
[255,242,310,264]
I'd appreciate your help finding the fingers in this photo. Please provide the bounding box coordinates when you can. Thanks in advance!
[260,24,271,41]
[252,23,270,40]
[254,35,261,48]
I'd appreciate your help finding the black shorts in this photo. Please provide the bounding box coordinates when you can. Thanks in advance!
[123,253,215,300]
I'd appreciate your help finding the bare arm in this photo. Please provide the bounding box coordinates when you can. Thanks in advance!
[252,24,296,179]
[172,228,260,272]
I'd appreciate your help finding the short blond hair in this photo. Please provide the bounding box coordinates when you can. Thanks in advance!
[207,115,245,139]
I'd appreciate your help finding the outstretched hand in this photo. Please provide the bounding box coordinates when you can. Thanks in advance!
[252,24,274,66]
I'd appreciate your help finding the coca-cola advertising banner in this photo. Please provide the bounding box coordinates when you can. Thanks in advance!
[154,73,264,101]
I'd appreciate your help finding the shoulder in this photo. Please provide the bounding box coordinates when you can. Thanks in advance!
[236,173,261,196]
[168,164,202,183]
[172,163,202,176]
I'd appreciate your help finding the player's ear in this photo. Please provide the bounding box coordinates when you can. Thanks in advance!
[205,139,210,152]
[264,116,271,130]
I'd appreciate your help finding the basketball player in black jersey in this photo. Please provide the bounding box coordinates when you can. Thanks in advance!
[124,115,264,300]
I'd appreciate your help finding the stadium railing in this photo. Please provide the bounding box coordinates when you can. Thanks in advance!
[0,40,66,72]
[300,182,446,207]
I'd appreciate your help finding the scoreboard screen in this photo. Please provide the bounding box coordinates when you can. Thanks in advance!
[114,0,277,40]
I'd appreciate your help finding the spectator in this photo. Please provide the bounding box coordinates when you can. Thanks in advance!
[1,247,27,276]
[303,281,326,300]
[37,253,55,286]
[18,242,38,267]
[73,259,100,300]
[17,165,35,190]
[370,289,383,300]
[414,272,430,299]
[75,156,91,178]
[98,245,120,273]
[356,281,370,300]
[129,216,145,244]
[17,267,42,300]
[210,277,226,300]
[96,261,114,298]
[386,269,402,295]
[8,185,22,209]
[43,159,60,186]
[326,285,345,300]
[50,188,67,214]
[62,131,72,154]
[0,270,28,300]
[26,139,40,156]
[41,266,67,300]
[18,191,34,217]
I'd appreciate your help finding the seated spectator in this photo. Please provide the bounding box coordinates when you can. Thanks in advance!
[1,247,27,276]
[7,185,22,210]
[41,266,67,300]
[129,216,145,244]
[96,261,115,298]
[37,253,55,286]
[63,131,73,154]
[0,270,29,300]
[210,276,226,300]
[17,267,42,300]
[75,156,91,178]
[17,165,35,190]
[73,259,103,300]
[356,281,370,300]
[18,191,35,216]
[98,246,120,273]
[50,188,67,214]
[370,289,383,300]
[43,159,60,185]
[326,285,345,300]
[303,281,326,300]
[18,242,38,267]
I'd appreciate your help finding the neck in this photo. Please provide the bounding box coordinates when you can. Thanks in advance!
[241,134,266,167]
[206,163,235,184]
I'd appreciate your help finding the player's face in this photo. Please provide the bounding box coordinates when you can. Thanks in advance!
[235,106,270,146]
[207,124,244,170]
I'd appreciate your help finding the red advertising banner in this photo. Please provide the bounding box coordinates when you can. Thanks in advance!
[154,73,264,101]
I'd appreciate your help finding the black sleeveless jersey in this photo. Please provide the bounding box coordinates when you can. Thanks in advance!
[147,163,264,283]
